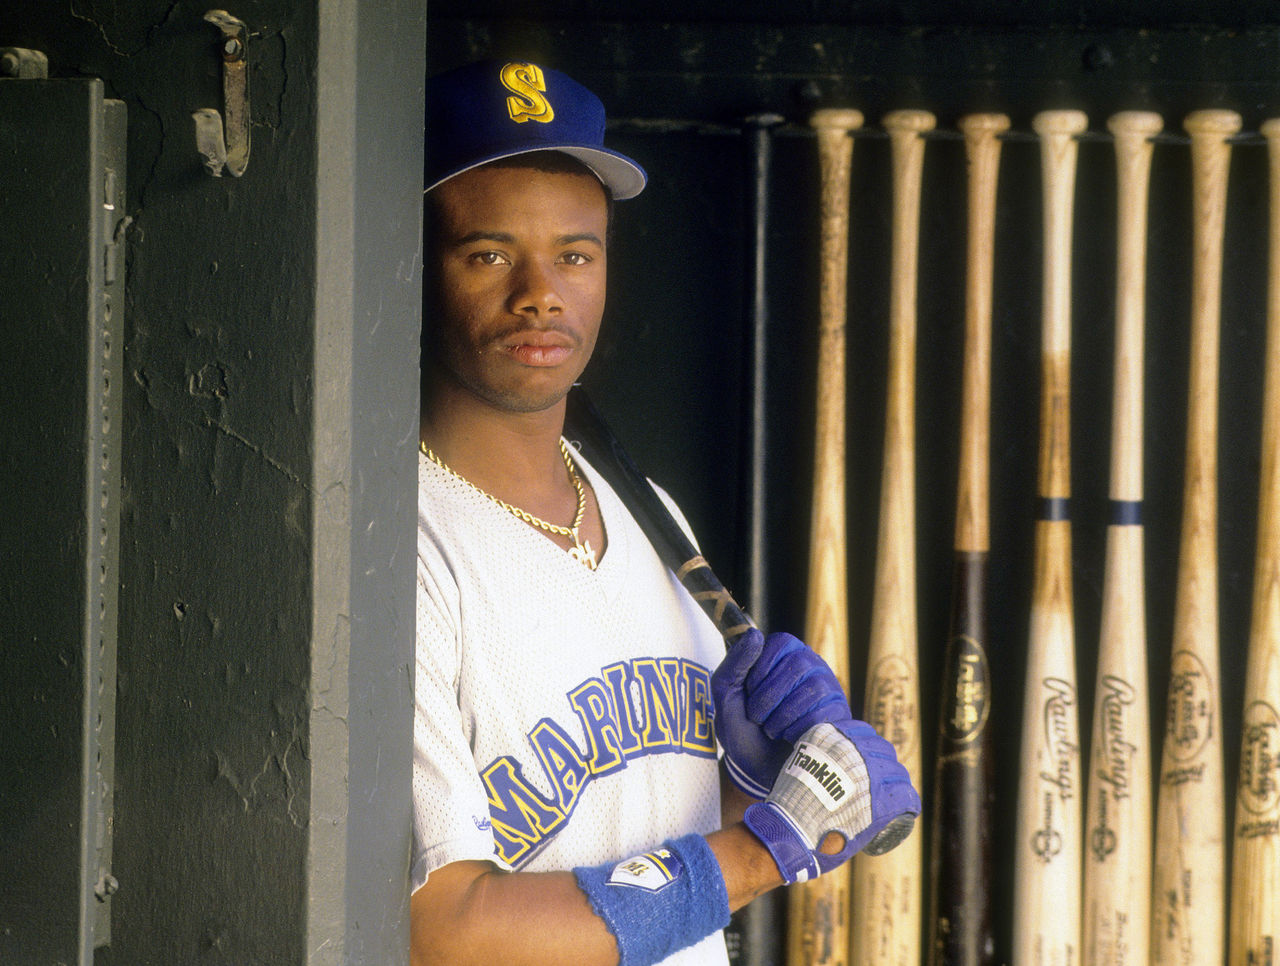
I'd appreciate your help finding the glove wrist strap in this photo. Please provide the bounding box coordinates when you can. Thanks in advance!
[743,801,820,884]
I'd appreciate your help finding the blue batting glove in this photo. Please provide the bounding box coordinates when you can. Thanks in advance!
[743,719,921,884]
[711,630,852,799]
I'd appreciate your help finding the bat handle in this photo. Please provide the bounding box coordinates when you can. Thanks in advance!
[670,553,757,645]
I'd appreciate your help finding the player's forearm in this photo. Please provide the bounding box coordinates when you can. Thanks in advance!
[411,860,618,966]
[707,822,785,909]
[410,826,783,966]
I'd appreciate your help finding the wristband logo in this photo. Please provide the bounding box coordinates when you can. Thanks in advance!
[608,847,683,892]
[785,741,850,811]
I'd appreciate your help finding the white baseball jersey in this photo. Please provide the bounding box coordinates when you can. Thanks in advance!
[413,440,730,965]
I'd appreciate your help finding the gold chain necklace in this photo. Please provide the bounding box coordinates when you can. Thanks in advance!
[420,438,598,571]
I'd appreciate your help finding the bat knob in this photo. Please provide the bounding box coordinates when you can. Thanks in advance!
[862,813,917,856]
[810,107,864,134]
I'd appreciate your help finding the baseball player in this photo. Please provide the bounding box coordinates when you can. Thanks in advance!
[412,59,920,966]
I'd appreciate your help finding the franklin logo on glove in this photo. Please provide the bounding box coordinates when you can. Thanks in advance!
[785,742,850,807]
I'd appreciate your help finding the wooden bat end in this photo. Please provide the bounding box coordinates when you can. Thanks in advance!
[1107,110,1164,138]
[1032,108,1089,137]
[883,108,937,134]
[1183,108,1242,138]
[958,112,1011,138]
[810,107,865,133]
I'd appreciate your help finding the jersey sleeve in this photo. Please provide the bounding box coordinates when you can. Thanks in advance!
[411,532,511,891]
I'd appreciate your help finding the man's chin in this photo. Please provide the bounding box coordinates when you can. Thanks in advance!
[431,361,582,417]
[473,381,574,415]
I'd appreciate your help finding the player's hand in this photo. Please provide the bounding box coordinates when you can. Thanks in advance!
[742,720,921,884]
[711,630,851,799]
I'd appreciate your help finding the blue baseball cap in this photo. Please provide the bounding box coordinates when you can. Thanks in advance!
[425,60,647,200]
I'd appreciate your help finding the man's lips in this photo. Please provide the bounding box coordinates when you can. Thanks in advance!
[498,330,578,367]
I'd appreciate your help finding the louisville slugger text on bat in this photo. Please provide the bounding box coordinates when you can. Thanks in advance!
[1227,117,1280,966]
[1151,108,1238,966]
[929,111,1008,966]
[790,106,863,966]
[852,108,933,966]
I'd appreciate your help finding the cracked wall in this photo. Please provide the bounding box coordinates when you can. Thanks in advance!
[3,1,321,962]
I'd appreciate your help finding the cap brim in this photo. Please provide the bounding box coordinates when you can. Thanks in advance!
[425,144,647,200]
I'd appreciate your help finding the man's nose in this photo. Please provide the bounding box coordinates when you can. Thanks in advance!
[507,258,564,316]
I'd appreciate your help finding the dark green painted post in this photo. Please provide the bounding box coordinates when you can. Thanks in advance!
[0,76,127,966]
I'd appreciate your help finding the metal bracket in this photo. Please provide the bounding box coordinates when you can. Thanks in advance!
[193,10,249,177]
[0,47,49,79]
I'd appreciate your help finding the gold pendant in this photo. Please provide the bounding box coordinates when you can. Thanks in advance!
[569,539,597,571]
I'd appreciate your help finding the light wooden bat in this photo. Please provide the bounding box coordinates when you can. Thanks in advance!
[1227,117,1280,966]
[851,107,933,966]
[1082,110,1161,966]
[1151,108,1238,966]
[789,105,863,966]
[1013,108,1088,966]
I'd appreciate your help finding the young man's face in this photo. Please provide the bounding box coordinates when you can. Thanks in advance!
[427,162,609,415]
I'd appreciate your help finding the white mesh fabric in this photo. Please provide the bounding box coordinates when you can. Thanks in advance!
[413,443,730,965]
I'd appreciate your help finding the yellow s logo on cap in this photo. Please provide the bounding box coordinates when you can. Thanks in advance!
[501,63,555,124]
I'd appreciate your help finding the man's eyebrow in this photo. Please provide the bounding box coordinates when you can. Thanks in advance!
[557,232,605,248]
[453,230,515,246]
[449,230,604,248]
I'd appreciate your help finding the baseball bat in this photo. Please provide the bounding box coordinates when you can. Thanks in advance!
[1151,108,1237,966]
[1083,110,1161,966]
[742,111,786,635]
[1013,108,1088,966]
[561,387,918,859]
[728,110,787,966]
[790,105,863,966]
[851,108,933,966]
[1227,117,1280,966]
[928,111,1009,966]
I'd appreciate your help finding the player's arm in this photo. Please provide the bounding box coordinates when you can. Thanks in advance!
[409,824,783,966]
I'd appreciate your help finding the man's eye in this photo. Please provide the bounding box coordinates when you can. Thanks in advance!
[472,251,507,266]
[560,252,592,266]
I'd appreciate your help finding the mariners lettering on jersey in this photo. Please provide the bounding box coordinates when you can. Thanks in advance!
[500,62,555,124]
[481,656,715,866]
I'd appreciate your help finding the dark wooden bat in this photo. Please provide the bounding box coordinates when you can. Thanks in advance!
[728,109,786,966]
[562,389,915,814]
[927,112,1008,966]
[565,387,754,644]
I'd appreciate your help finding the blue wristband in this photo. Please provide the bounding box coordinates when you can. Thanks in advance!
[573,833,731,966]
